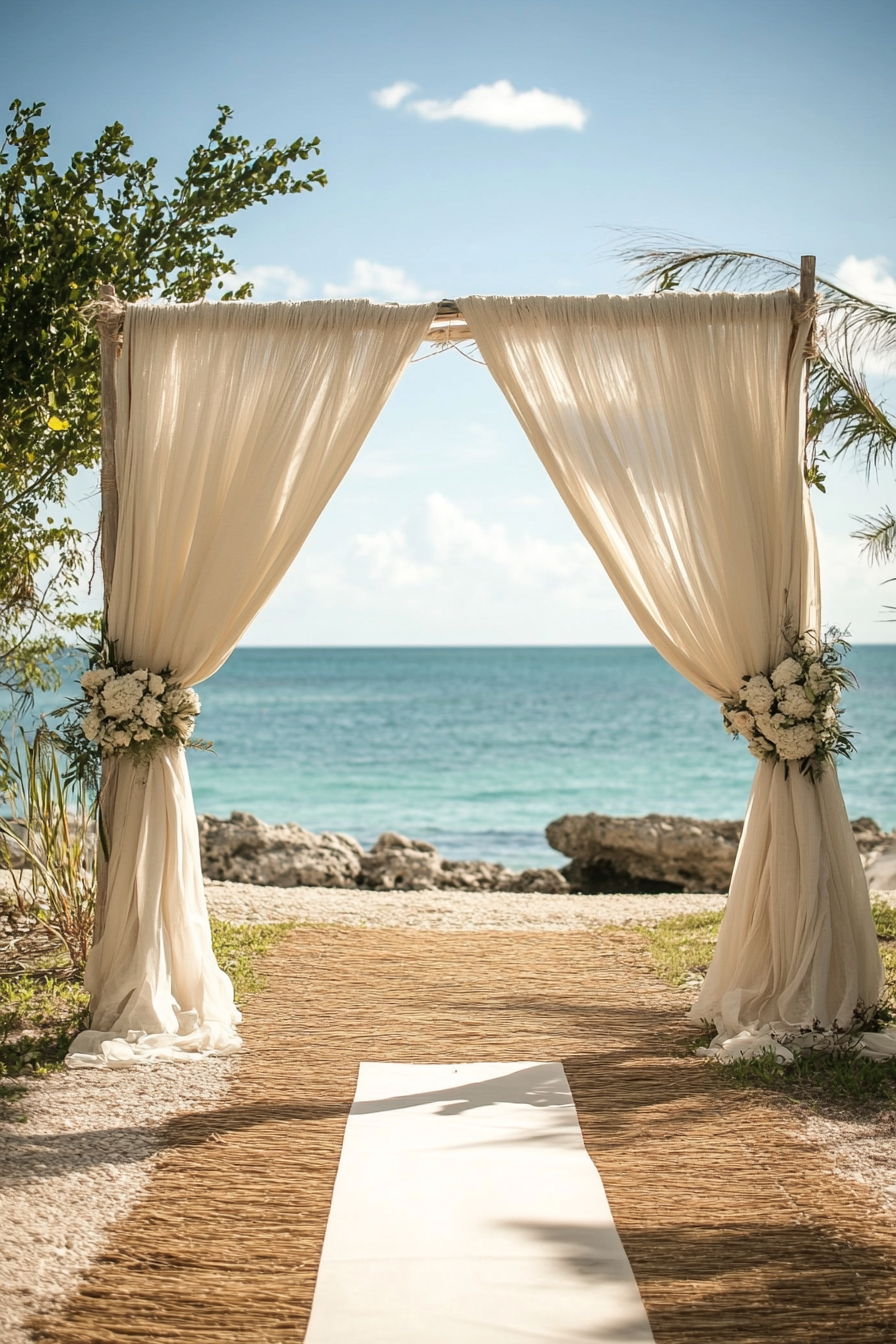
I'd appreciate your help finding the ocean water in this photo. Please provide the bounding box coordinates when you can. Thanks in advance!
[184,646,896,871]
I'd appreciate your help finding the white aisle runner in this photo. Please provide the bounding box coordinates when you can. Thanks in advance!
[305,1062,654,1343]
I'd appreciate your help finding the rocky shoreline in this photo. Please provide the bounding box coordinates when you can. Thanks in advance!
[6,808,892,897]
[198,810,896,896]
[197,813,570,893]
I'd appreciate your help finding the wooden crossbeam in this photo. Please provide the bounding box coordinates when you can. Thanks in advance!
[428,298,471,343]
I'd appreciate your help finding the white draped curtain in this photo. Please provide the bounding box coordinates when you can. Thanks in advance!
[462,291,883,1036]
[69,299,437,1067]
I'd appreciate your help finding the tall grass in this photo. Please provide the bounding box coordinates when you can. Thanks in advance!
[0,727,96,971]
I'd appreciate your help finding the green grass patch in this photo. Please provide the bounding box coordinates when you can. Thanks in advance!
[642,909,723,987]
[210,917,294,1003]
[0,918,294,1092]
[0,973,89,1080]
[642,900,896,1111]
[721,1044,896,1106]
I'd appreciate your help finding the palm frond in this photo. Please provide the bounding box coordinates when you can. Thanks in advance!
[852,507,896,565]
[617,232,896,357]
[809,353,896,474]
[815,279,896,358]
[617,232,799,294]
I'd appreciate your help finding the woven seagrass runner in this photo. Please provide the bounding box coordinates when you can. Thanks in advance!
[33,926,896,1343]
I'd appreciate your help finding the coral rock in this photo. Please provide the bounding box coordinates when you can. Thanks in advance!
[546,812,743,894]
[197,812,363,889]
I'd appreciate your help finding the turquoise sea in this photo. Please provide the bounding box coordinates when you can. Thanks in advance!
[184,646,896,871]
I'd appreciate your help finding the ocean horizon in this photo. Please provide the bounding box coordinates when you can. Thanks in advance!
[182,645,896,872]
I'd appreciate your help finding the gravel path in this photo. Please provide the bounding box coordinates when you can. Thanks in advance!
[4,880,893,1341]
[203,880,729,929]
[0,1059,233,1344]
[796,1109,896,1216]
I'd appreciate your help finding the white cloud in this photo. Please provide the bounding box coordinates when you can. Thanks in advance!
[354,528,436,587]
[371,80,417,109]
[425,493,595,585]
[229,265,309,301]
[406,80,587,132]
[816,525,894,634]
[323,259,442,302]
[352,494,600,594]
[243,492,647,645]
[834,255,896,309]
[240,467,896,646]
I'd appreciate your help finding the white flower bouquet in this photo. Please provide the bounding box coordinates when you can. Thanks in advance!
[721,629,856,778]
[52,632,211,787]
[78,664,201,759]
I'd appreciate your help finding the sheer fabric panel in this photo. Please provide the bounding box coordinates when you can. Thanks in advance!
[71,300,437,1066]
[463,292,882,1034]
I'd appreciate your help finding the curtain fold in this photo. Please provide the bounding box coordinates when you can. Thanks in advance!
[462,291,883,1035]
[69,299,437,1067]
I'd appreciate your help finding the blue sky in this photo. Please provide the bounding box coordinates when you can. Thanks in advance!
[3,0,896,642]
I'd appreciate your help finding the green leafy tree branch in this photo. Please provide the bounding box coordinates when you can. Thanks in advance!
[0,99,326,695]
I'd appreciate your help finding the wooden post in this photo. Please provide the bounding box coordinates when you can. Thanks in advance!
[93,283,125,948]
[798,257,818,484]
[799,255,816,310]
[793,255,818,368]
[96,283,122,605]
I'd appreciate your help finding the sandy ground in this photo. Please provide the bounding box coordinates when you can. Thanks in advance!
[2,880,894,1342]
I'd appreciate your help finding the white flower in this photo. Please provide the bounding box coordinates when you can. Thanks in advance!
[748,736,776,759]
[133,726,152,741]
[729,709,756,736]
[807,660,828,687]
[165,686,200,716]
[131,668,149,682]
[80,667,114,693]
[101,674,145,719]
[822,704,838,726]
[110,728,132,749]
[139,696,163,727]
[775,723,817,761]
[777,684,814,720]
[81,708,102,742]
[771,656,802,689]
[171,714,195,740]
[755,711,785,743]
[147,673,166,697]
[741,674,775,715]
